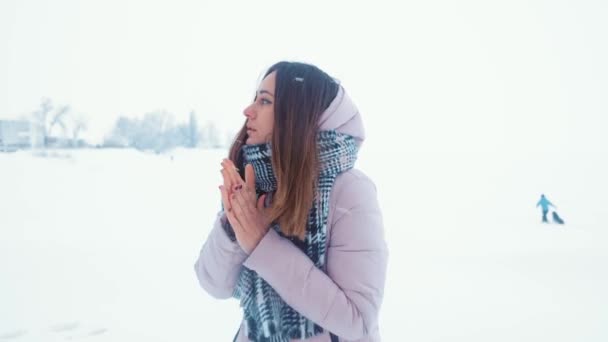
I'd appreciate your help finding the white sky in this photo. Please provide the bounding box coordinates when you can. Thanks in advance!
[1,0,607,160]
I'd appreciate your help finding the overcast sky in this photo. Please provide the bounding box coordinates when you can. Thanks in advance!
[1,0,606,166]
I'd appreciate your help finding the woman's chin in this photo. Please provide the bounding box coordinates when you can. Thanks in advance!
[246,137,262,145]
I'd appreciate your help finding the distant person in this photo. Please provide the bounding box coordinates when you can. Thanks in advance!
[552,211,565,224]
[536,194,556,223]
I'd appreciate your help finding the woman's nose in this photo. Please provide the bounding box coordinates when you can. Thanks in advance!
[243,104,255,118]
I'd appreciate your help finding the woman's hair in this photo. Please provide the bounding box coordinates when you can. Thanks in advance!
[228,61,340,240]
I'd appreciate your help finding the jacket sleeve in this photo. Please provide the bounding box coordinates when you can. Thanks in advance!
[194,211,248,299]
[242,175,388,340]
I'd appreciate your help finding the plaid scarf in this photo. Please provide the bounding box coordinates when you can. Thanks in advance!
[226,130,358,341]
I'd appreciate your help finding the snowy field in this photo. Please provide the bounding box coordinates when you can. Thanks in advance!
[1,148,607,341]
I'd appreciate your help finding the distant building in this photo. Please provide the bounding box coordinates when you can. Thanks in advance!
[0,119,44,152]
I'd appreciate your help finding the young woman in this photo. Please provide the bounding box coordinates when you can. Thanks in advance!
[194,61,388,341]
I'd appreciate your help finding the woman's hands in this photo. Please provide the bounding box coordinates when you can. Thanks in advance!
[220,159,270,254]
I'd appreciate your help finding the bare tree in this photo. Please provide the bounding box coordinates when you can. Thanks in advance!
[70,113,88,147]
[200,121,221,148]
[30,99,73,148]
[132,110,176,153]
[31,98,53,147]
[187,110,198,148]
[48,105,70,145]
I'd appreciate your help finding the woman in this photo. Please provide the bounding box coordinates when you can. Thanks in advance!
[194,61,388,341]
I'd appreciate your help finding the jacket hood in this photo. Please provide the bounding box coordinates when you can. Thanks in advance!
[318,85,365,147]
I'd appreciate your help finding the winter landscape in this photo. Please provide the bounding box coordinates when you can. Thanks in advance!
[1,144,606,341]
[2,0,607,340]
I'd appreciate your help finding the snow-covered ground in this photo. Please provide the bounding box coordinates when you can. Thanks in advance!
[1,148,607,341]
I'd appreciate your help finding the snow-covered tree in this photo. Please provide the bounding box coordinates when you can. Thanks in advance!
[31,98,53,147]
[188,110,199,148]
[69,113,88,147]
[200,121,221,148]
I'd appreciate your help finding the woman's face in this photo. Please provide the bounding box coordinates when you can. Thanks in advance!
[243,71,276,145]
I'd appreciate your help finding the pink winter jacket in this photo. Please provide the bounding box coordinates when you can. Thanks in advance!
[194,86,388,341]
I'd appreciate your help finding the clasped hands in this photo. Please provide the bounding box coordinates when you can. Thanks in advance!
[220,159,271,254]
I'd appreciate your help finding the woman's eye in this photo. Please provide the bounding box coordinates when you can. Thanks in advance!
[261,99,272,105]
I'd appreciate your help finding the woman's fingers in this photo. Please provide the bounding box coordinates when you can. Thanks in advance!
[231,191,247,216]
[235,188,258,221]
[237,182,259,209]
[223,159,243,190]
[257,193,266,209]
[220,185,245,243]
[245,164,255,191]
[230,192,247,231]
[221,159,242,198]
[222,186,243,230]
[219,185,231,212]
[220,160,236,186]
[220,169,232,193]
[225,204,242,233]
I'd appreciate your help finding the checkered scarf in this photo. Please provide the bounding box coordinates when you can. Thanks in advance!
[226,130,358,341]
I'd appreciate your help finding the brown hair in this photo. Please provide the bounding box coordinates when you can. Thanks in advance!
[228,61,340,240]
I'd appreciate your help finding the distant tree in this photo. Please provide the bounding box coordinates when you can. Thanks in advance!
[171,123,191,148]
[188,110,199,148]
[200,121,221,148]
[30,99,73,147]
[135,110,176,152]
[104,116,133,147]
[104,111,211,152]
[69,113,88,147]
[48,105,70,146]
[31,98,53,147]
